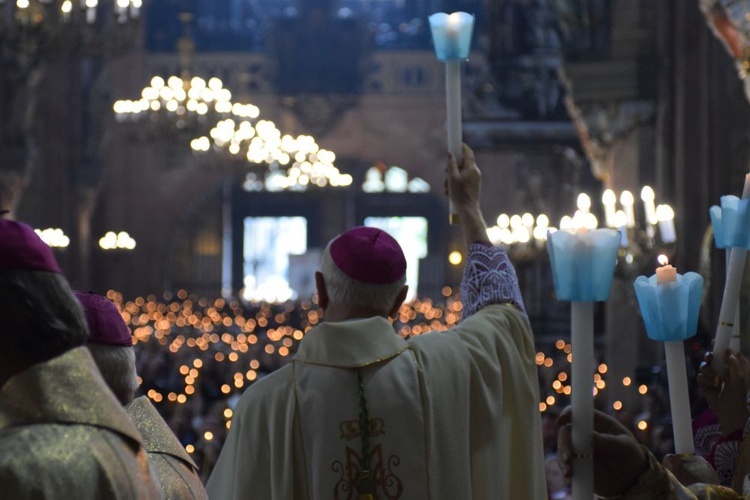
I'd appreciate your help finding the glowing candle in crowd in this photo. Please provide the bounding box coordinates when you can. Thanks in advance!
[641,186,658,225]
[602,189,617,228]
[620,191,636,228]
[547,224,620,500]
[634,256,703,455]
[656,254,676,284]
[713,173,750,373]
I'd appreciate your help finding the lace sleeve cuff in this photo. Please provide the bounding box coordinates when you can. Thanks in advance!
[714,429,743,486]
[460,244,525,317]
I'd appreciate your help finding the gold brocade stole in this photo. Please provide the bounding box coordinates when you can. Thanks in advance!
[356,368,375,500]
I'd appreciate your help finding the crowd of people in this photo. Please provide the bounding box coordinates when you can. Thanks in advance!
[5,144,750,499]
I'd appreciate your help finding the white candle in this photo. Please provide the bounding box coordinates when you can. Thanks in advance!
[664,341,695,455]
[620,191,636,228]
[727,251,742,352]
[602,189,616,228]
[641,186,658,225]
[656,205,676,243]
[614,210,628,247]
[713,173,750,373]
[715,248,748,372]
[445,58,462,224]
[61,0,72,22]
[577,193,591,214]
[571,301,594,500]
[656,255,676,284]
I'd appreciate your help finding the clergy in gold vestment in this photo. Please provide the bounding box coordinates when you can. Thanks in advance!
[0,217,161,499]
[0,347,161,499]
[207,144,547,499]
[75,290,208,500]
[126,396,207,499]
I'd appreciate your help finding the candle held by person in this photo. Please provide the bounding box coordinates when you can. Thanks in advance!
[711,173,750,373]
[633,256,703,455]
[547,223,619,500]
[429,11,474,224]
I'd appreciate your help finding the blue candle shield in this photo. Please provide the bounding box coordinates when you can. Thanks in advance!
[633,273,703,342]
[547,229,620,302]
[428,12,475,61]
[710,196,750,249]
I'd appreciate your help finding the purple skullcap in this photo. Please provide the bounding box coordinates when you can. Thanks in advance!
[330,226,406,284]
[0,219,61,273]
[74,291,133,347]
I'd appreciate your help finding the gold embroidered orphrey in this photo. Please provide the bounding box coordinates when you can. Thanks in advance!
[333,417,403,500]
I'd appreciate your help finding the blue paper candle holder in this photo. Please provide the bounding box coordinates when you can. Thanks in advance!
[709,195,750,249]
[633,273,703,342]
[547,229,621,302]
[428,12,474,61]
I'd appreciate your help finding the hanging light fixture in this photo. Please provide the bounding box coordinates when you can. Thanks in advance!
[112,12,239,132]
[113,12,352,190]
[0,0,141,57]
[191,116,353,191]
[113,75,246,128]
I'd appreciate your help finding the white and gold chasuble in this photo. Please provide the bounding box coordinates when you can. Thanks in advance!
[207,245,547,499]
[208,305,546,500]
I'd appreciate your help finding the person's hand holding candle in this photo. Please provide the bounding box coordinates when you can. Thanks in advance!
[697,350,750,436]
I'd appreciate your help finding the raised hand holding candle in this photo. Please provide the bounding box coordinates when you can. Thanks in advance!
[712,173,750,373]
[547,225,620,500]
[634,257,703,455]
[429,12,474,225]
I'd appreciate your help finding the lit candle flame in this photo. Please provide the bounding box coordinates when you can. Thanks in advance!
[657,254,669,266]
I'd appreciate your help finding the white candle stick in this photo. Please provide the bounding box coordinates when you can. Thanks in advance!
[664,341,694,455]
[727,251,742,352]
[620,191,636,228]
[446,58,462,224]
[715,248,747,372]
[571,301,594,500]
[602,189,616,228]
[714,174,750,372]
[641,186,658,225]
[429,12,473,226]
[656,205,676,243]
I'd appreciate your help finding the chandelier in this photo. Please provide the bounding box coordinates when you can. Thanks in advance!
[113,75,245,129]
[191,117,353,191]
[487,212,553,263]
[112,12,352,191]
[0,0,141,60]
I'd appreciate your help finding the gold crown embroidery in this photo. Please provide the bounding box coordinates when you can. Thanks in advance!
[339,417,385,441]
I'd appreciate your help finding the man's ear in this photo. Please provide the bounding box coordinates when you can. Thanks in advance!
[315,272,329,310]
[388,285,408,319]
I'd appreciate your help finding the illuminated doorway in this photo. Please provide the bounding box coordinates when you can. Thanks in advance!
[242,216,307,302]
[364,216,427,302]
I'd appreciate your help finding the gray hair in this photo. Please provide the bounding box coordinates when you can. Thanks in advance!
[319,243,406,313]
[87,344,139,405]
[0,269,88,366]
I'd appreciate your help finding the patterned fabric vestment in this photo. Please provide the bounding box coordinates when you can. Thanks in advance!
[0,347,161,499]
[126,396,207,500]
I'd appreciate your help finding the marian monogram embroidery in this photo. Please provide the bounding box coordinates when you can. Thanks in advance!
[331,443,403,500]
